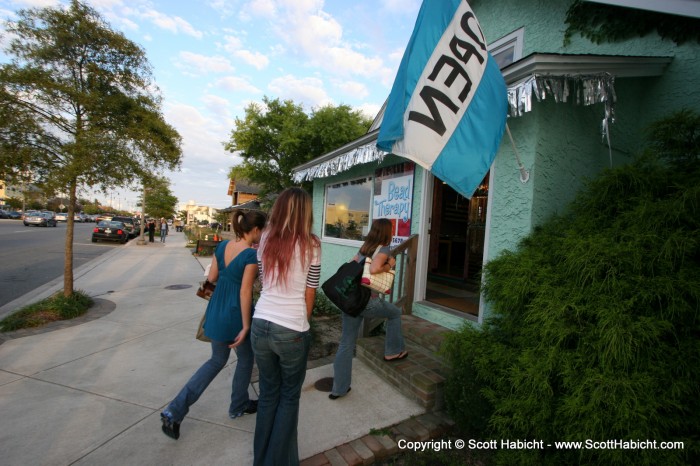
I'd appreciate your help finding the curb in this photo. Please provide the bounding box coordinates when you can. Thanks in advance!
[301,411,455,465]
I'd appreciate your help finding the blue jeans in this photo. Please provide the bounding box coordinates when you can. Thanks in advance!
[251,319,311,466]
[331,297,405,397]
[230,335,255,416]
[166,339,253,422]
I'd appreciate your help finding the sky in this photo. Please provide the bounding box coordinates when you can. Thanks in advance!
[0,0,422,211]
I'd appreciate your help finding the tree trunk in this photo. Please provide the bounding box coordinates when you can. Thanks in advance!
[63,182,76,297]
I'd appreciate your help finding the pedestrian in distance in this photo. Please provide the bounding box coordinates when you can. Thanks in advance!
[329,218,407,400]
[148,219,155,243]
[160,218,168,242]
[160,209,267,440]
[251,187,321,466]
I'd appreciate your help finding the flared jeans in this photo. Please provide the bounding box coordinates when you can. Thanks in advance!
[331,297,405,397]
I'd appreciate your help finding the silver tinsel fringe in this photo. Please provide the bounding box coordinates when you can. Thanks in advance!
[507,73,616,140]
[292,141,387,183]
[295,73,617,181]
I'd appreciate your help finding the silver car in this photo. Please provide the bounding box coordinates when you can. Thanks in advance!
[24,212,58,227]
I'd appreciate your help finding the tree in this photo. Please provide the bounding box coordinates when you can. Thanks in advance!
[141,176,178,221]
[225,96,371,198]
[0,1,182,296]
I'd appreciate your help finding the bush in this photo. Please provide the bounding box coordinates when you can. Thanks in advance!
[314,291,341,316]
[442,110,700,466]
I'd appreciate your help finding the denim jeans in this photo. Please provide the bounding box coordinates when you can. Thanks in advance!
[229,334,255,416]
[251,318,311,466]
[166,339,253,423]
[331,297,405,397]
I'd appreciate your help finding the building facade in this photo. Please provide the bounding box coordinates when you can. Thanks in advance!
[293,0,699,330]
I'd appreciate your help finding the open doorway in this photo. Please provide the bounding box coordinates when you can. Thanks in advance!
[425,173,489,317]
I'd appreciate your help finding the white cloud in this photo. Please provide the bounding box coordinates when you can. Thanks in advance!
[381,0,421,14]
[141,9,203,39]
[334,80,369,100]
[4,0,58,7]
[242,0,277,19]
[221,34,270,70]
[214,76,262,95]
[201,94,234,123]
[234,50,269,70]
[258,3,395,83]
[161,102,237,207]
[267,75,333,108]
[175,52,235,76]
[357,102,381,120]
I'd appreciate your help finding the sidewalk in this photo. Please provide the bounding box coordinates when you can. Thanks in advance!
[0,231,424,465]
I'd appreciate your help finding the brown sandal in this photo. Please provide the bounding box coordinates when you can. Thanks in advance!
[383,350,408,362]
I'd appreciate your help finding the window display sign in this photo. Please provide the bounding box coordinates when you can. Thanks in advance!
[373,162,415,245]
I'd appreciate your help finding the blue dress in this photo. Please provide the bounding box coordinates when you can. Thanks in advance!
[203,241,258,342]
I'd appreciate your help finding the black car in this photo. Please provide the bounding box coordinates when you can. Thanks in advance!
[92,220,129,243]
[111,216,137,238]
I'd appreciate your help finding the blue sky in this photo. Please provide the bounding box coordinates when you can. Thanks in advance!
[0,0,422,210]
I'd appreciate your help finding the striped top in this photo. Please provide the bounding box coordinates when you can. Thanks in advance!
[253,240,321,332]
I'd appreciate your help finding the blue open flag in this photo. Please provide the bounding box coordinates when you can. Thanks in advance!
[377,0,507,198]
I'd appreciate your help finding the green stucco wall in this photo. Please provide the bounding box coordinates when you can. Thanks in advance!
[477,0,700,262]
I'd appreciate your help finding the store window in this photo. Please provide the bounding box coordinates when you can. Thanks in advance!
[323,176,372,241]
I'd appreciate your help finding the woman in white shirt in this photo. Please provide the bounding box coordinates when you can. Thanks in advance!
[251,187,321,466]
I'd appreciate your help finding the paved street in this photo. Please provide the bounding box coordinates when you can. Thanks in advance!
[0,220,122,308]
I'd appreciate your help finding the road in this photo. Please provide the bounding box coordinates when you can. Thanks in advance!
[0,219,125,308]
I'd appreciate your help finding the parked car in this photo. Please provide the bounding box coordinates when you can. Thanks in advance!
[55,212,69,222]
[0,210,8,219]
[92,220,129,243]
[6,211,22,219]
[111,216,137,238]
[74,213,86,222]
[24,212,58,227]
[96,213,115,223]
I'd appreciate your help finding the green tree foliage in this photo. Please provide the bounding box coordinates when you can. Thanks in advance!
[442,110,700,466]
[0,1,182,295]
[142,176,178,220]
[225,96,371,197]
[564,0,700,46]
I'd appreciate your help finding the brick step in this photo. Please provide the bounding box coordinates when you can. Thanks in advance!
[356,335,449,411]
[400,314,453,354]
[301,411,455,466]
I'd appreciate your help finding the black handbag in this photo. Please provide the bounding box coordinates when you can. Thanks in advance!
[322,259,371,317]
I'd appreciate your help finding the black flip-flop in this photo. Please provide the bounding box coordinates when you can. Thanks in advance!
[383,351,408,362]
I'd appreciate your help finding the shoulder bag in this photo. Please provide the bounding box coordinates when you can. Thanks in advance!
[322,258,371,317]
[361,247,395,294]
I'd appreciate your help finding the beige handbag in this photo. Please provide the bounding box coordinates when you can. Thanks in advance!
[196,311,211,342]
[361,247,395,294]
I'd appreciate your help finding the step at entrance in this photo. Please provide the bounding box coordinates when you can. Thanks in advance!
[356,314,453,410]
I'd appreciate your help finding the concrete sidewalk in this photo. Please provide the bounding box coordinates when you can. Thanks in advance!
[0,231,424,465]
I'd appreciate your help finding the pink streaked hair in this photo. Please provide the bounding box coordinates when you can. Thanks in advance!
[260,187,319,286]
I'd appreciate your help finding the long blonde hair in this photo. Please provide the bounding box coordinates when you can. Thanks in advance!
[260,187,319,285]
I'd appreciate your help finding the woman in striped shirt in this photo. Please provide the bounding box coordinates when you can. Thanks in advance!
[251,187,321,466]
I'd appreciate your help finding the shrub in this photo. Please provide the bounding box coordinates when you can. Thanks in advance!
[442,110,700,466]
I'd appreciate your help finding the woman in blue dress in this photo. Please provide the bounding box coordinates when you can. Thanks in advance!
[161,209,267,440]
